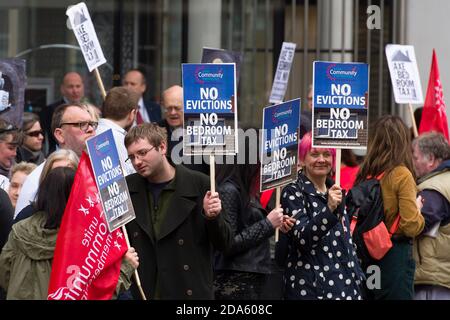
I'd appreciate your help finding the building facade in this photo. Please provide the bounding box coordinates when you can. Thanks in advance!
[0,0,449,132]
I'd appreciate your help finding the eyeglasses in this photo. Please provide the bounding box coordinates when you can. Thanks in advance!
[60,121,98,132]
[0,123,18,134]
[26,130,44,137]
[126,146,155,163]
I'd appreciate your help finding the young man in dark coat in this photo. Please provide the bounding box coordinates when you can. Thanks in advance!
[124,123,232,299]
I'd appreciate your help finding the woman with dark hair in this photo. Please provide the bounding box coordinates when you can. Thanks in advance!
[0,167,139,299]
[16,112,45,165]
[213,131,291,300]
[354,115,424,300]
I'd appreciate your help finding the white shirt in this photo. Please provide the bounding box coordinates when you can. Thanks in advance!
[14,161,45,217]
[138,97,150,123]
[96,118,136,176]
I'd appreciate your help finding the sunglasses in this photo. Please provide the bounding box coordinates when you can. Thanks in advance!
[26,130,44,137]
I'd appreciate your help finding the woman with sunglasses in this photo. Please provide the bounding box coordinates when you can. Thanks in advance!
[16,112,45,165]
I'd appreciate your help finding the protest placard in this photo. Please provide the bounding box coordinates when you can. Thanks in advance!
[66,2,106,72]
[386,44,423,104]
[86,129,135,232]
[0,59,26,127]
[269,42,297,104]
[312,61,369,149]
[182,63,238,156]
[260,98,301,192]
[202,47,243,85]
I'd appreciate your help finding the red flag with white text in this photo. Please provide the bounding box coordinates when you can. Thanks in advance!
[47,152,127,300]
[419,49,450,141]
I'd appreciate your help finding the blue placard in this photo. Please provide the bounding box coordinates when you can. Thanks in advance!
[312,61,369,148]
[86,129,135,232]
[260,98,301,192]
[182,63,238,155]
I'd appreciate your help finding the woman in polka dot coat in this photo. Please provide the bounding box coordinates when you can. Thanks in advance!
[279,132,365,300]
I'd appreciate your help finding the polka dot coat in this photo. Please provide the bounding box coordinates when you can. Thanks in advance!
[280,173,365,300]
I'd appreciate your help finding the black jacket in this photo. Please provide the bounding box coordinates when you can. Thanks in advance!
[15,146,45,165]
[125,165,232,299]
[0,188,13,250]
[143,100,162,123]
[214,180,275,274]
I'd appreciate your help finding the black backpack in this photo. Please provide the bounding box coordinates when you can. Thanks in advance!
[345,177,386,267]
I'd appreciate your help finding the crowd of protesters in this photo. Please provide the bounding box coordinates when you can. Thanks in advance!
[0,68,450,301]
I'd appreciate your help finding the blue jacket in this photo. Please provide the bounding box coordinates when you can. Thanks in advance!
[280,173,365,300]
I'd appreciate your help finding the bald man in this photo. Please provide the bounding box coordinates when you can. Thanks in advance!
[43,72,85,154]
[157,85,209,175]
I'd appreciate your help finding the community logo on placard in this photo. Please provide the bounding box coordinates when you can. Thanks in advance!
[271,105,294,124]
[93,137,112,157]
[194,66,224,84]
[326,64,358,81]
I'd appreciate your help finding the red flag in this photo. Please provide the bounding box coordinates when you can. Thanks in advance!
[419,49,450,141]
[47,152,127,300]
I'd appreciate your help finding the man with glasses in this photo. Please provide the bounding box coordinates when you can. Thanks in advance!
[124,123,231,299]
[14,103,96,216]
[0,118,19,188]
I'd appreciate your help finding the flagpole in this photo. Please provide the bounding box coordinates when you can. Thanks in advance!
[409,103,419,138]
[122,226,147,300]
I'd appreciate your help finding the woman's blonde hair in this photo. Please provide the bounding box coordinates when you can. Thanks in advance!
[39,149,79,185]
[10,161,37,177]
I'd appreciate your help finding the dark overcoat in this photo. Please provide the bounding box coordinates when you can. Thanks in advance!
[126,165,232,299]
